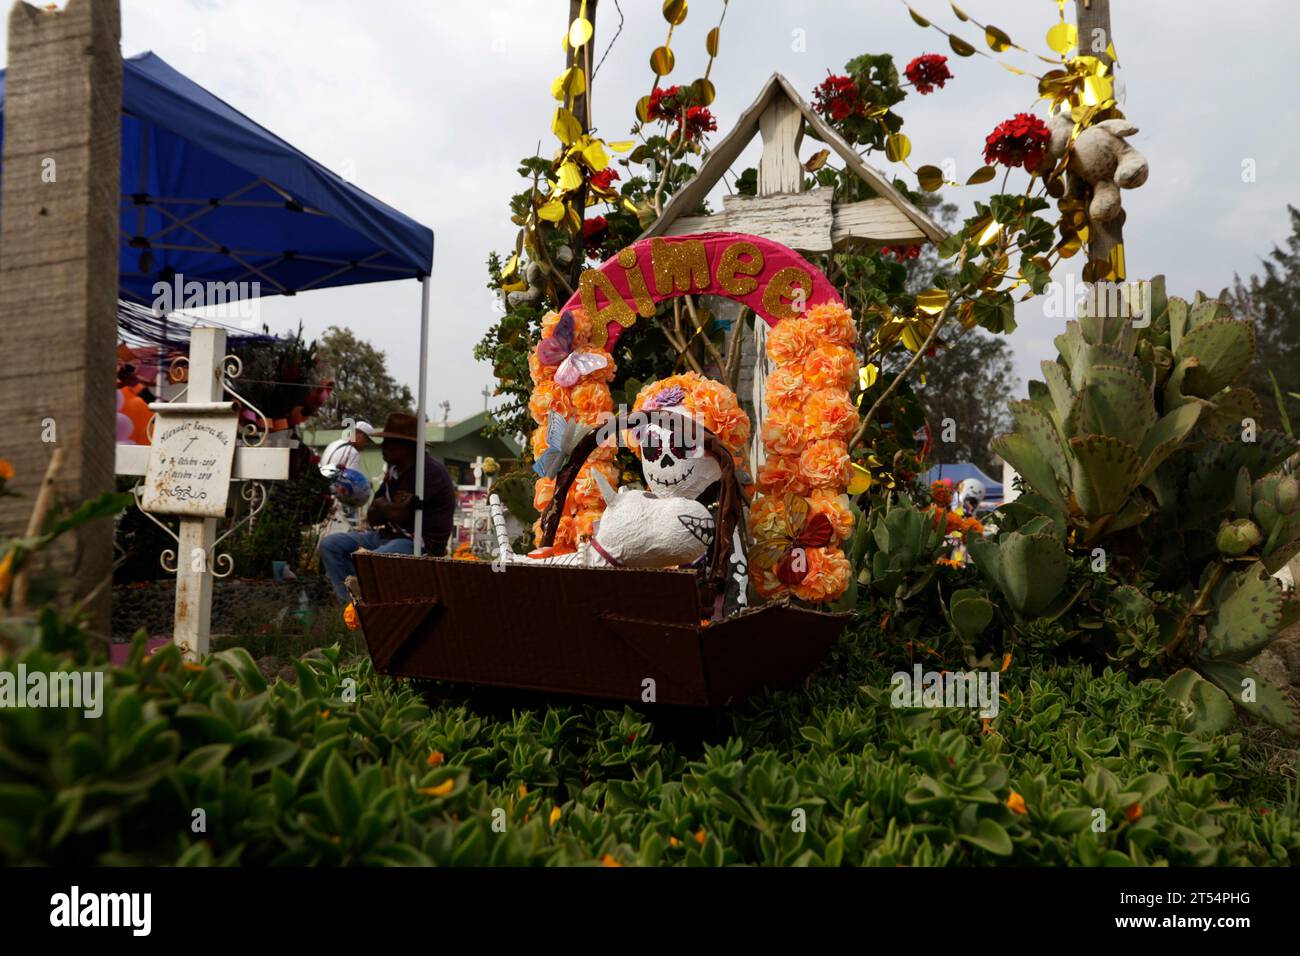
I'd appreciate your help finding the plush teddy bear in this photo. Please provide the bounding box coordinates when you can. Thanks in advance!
[1046,112,1149,225]
[505,246,574,310]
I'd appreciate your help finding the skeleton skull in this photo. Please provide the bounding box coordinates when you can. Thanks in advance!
[638,415,721,500]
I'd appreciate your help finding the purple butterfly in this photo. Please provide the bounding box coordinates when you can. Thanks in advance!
[537,310,610,388]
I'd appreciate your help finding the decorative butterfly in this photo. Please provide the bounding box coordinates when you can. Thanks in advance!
[537,310,610,387]
[750,494,835,586]
[533,409,593,479]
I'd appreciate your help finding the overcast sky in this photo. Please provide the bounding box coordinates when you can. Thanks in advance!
[4,0,1298,421]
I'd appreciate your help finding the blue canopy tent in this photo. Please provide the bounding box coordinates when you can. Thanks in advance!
[921,462,1004,510]
[1,51,439,550]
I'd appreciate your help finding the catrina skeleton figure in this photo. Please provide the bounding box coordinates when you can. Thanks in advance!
[632,378,752,618]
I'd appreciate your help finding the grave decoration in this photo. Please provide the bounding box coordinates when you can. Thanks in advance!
[351,233,860,706]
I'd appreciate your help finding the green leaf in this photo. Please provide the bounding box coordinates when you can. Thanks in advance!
[1068,434,1142,518]
[323,752,362,833]
[959,818,1013,856]
[214,647,269,694]
[1175,318,1255,398]
[1198,661,1300,736]
[1200,563,1283,663]
[1136,402,1202,482]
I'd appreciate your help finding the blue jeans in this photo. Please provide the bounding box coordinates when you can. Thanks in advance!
[320,530,414,601]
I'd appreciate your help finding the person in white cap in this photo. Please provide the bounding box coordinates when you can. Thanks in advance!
[319,421,374,477]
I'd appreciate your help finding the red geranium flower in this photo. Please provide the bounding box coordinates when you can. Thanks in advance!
[884,244,921,262]
[904,54,952,95]
[812,74,863,123]
[682,105,717,141]
[983,112,1051,172]
[582,215,609,259]
[590,167,620,191]
[647,85,684,123]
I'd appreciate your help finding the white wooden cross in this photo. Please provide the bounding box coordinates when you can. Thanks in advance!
[114,326,291,660]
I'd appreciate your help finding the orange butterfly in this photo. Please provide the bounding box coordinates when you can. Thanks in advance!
[750,495,835,586]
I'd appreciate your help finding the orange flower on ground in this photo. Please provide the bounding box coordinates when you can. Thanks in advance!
[528,380,572,424]
[807,489,855,541]
[766,364,810,407]
[756,455,809,497]
[1006,791,1028,815]
[760,404,807,458]
[791,546,851,603]
[600,853,622,867]
[0,459,13,481]
[805,302,858,347]
[802,344,858,391]
[1125,803,1143,823]
[802,389,857,443]
[427,750,445,767]
[765,319,819,365]
[798,439,851,491]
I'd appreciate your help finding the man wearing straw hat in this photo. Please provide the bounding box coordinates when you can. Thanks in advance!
[319,410,456,600]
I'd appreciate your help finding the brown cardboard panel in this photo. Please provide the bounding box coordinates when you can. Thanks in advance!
[352,553,847,707]
[700,604,849,705]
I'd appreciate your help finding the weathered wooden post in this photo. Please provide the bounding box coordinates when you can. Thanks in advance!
[0,0,122,628]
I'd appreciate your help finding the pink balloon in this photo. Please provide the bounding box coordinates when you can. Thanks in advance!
[116,412,134,442]
[116,389,125,411]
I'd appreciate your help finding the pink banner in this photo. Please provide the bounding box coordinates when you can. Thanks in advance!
[560,232,844,350]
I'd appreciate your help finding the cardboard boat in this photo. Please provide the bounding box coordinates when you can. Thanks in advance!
[353,552,849,707]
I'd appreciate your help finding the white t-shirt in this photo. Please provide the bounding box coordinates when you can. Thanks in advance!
[320,438,361,474]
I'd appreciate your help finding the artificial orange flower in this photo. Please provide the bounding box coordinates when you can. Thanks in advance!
[528,349,555,386]
[945,510,965,534]
[802,389,857,443]
[528,380,572,425]
[427,750,445,767]
[807,489,855,541]
[533,477,556,513]
[760,404,807,458]
[542,307,593,349]
[791,546,852,603]
[765,319,819,365]
[802,344,858,391]
[571,380,614,425]
[748,494,789,541]
[766,364,810,407]
[798,439,851,491]
[343,602,360,631]
[805,302,858,347]
[756,455,810,497]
